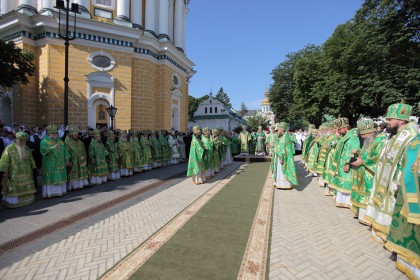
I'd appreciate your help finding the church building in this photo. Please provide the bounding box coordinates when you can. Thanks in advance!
[0,0,195,131]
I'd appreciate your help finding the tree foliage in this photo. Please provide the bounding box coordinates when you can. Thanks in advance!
[269,0,420,126]
[188,94,209,120]
[246,113,270,131]
[0,39,36,87]
[238,102,248,116]
[215,87,232,108]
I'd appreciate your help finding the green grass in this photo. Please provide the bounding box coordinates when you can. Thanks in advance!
[130,162,270,280]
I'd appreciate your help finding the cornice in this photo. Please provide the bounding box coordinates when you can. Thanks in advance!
[0,13,195,75]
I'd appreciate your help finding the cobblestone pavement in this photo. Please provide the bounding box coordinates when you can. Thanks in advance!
[269,157,406,280]
[0,162,242,280]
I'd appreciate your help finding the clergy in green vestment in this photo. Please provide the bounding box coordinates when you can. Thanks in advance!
[255,126,266,156]
[150,132,163,168]
[0,132,37,208]
[105,130,121,180]
[329,118,361,208]
[239,125,251,155]
[385,134,420,279]
[230,132,240,156]
[88,130,109,185]
[41,124,69,198]
[265,126,276,156]
[218,129,229,167]
[366,103,418,243]
[273,122,298,189]
[140,132,153,170]
[118,130,134,176]
[129,130,143,173]
[212,129,221,173]
[223,130,233,165]
[201,127,214,178]
[187,126,206,184]
[350,119,386,225]
[306,129,320,175]
[322,124,340,196]
[159,131,171,166]
[302,124,316,165]
[289,132,297,155]
[315,123,334,187]
[65,127,89,190]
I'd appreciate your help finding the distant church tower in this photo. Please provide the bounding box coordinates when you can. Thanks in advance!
[261,90,271,112]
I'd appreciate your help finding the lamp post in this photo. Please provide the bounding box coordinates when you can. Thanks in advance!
[106,105,118,130]
[54,0,80,126]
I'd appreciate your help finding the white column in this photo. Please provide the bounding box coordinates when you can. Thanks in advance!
[168,0,174,41]
[131,0,143,29]
[115,0,131,22]
[174,0,183,51]
[145,0,157,36]
[74,0,91,18]
[1,0,18,14]
[158,0,169,40]
[182,6,188,52]
[39,0,55,13]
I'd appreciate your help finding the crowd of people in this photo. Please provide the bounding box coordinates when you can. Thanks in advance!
[300,102,419,279]
[0,124,190,208]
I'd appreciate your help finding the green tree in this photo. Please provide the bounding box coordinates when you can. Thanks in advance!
[246,113,270,131]
[215,87,232,108]
[238,102,248,116]
[269,45,320,123]
[188,94,209,120]
[0,39,36,87]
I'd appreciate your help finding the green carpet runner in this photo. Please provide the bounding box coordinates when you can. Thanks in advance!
[130,162,270,280]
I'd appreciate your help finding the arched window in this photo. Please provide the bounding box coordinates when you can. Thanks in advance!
[215,107,218,113]
[210,107,213,113]
[205,107,207,114]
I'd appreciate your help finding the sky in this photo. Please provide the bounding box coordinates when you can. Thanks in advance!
[186,0,365,110]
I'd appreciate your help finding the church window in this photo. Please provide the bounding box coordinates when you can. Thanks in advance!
[93,0,115,9]
[98,104,106,120]
[210,107,213,113]
[93,55,111,68]
[215,107,218,113]
[88,51,116,71]
[205,107,207,114]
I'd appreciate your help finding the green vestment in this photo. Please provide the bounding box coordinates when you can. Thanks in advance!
[351,133,386,210]
[187,135,206,177]
[117,138,133,170]
[41,136,69,185]
[105,140,120,173]
[315,133,335,175]
[239,130,251,153]
[273,132,298,186]
[65,137,89,181]
[307,137,321,172]
[159,134,171,162]
[150,136,163,162]
[88,139,109,177]
[212,136,221,169]
[130,138,144,168]
[201,135,213,170]
[230,135,240,154]
[366,122,418,239]
[302,134,314,163]
[330,129,360,193]
[140,136,153,165]
[255,132,266,153]
[0,143,36,207]
[385,135,420,271]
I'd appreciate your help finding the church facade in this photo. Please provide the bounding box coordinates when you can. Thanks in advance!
[0,0,195,131]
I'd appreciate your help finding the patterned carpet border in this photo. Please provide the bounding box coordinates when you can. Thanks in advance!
[100,164,246,280]
[237,170,274,280]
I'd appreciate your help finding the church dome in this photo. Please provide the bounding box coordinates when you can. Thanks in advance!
[262,90,270,106]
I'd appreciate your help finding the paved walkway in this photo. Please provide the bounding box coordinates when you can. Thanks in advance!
[0,162,242,280]
[0,156,407,280]
[269,157,406,280]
